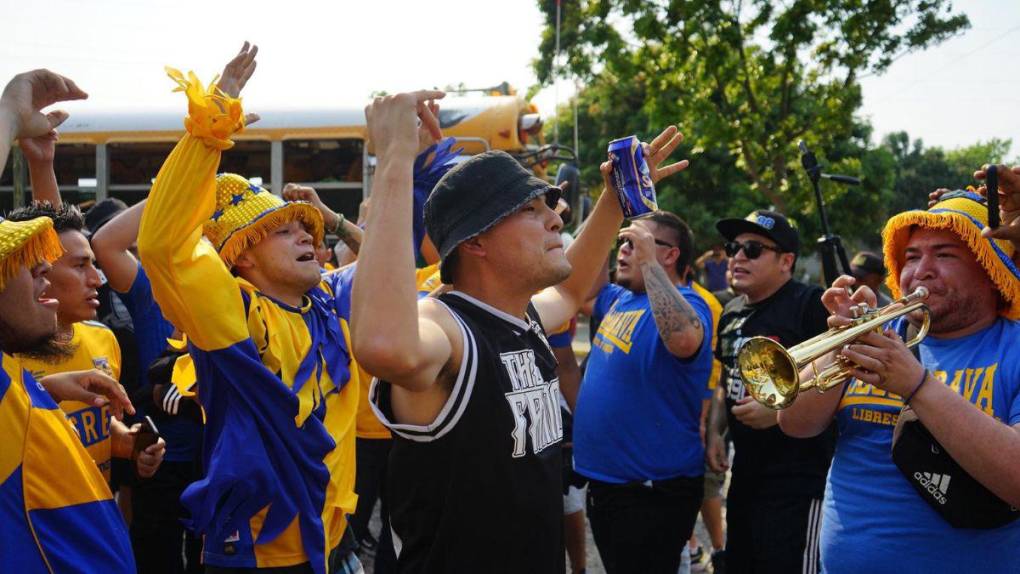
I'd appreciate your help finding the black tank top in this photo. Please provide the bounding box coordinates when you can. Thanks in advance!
[370,291,565,574]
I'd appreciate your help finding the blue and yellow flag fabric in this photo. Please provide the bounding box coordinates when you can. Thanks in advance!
[138,68,358,573]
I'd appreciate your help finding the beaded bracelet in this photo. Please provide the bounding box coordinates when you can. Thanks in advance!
[903,369,929,405]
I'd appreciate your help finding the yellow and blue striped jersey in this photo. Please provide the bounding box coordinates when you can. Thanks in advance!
[21,321,121,480]
[690,281,723,392]
[138,88,358,573]
[0,353,134,573]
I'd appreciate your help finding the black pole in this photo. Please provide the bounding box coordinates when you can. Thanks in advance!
[799,141,854,286]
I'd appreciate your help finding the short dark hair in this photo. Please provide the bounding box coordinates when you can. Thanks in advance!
[638,210,694,279]
[8,201,86,234]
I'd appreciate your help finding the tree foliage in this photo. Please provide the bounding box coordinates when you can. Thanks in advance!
[536,0,970,252]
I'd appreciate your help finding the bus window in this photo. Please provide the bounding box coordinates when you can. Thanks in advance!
[109,142,175,204]
[53,143,98,207]
[219,140,271,184]
[283,138,363,217]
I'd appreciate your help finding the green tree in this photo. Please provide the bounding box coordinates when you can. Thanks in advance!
[535,0,969,247]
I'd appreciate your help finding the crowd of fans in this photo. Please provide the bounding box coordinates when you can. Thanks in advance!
[1,43,1019,574]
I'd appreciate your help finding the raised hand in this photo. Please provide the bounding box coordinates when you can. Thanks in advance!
[38,369,135,421]
[417,100,443,155]
[20,129,58,164]
[975,165,1020,245]
[642,125,689,185]
[1,69,87,139]
[283,182,337,227]
[365,90,445,161]
[217,41,258,99]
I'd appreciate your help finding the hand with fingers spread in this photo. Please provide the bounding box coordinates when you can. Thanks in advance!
[839,329,926,397]
[0,69,87,140]
[366,90,445,161]
[820,274,878,329]
[975,164,1020,248]
[38,369,135,421]
[642,125,689,185]
[216,42,260,126]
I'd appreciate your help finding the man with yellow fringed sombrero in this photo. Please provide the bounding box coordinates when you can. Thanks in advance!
[778,188,1020,572]
[0,69,139,572]
[137,44,360,574]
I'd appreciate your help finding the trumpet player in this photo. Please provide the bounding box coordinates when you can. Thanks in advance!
[779,191,1020,573]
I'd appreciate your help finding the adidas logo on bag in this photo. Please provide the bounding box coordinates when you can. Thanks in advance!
[914,471,951,505]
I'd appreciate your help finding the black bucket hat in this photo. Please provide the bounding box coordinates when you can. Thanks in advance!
[424,150,560,283]
[716,209,800,253]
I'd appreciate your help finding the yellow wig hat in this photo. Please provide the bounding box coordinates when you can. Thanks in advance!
[203,174,324,268]
[0,216,64,292]
[882,191,1020,320]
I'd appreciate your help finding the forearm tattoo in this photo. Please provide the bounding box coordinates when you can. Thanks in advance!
[640,261,703,345]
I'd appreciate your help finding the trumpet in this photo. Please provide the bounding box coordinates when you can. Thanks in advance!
[738,287,931,410]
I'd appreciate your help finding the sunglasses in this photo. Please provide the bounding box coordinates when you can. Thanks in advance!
[724,240,782,260]
[617,237,677,250]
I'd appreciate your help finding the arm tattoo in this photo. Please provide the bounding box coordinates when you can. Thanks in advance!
[640,260,704,349]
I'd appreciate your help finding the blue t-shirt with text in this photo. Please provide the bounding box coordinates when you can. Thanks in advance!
[821,317,1020,573]
[574,282,713,483]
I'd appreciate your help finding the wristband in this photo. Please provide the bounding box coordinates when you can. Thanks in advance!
[903,369,929,405]
[329,213,347,238]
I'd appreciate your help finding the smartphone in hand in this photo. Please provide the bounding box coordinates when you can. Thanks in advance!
[132,415,161,458]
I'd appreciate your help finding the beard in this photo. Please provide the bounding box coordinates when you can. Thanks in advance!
[0,316,75,361]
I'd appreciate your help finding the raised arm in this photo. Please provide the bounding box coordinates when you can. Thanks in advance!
[21,130,61,206]
[93,200,145,292]
[533,126,688,329]
[138,46,257,351]
[0,69,86,182]
[351,91,460,391]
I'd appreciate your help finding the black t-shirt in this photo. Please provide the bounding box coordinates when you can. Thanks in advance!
[716,279,835,497]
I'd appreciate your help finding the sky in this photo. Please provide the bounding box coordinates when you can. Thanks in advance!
[1,0,1018,154]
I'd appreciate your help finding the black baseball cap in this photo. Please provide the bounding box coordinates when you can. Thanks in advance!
[425,150,560,283]
[716,210,800,253]
[850,251,885,278]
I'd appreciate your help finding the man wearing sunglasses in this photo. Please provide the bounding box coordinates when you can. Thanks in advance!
[573,211,714,573]
[705,210,833,573]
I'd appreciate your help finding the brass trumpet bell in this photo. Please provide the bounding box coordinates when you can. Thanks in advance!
[738,287,931,410]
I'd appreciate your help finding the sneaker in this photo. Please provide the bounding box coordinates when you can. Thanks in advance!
[710,549,726,574]
[690,545,710,573]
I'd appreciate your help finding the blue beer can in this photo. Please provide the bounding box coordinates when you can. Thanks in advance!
[608,135,657,217]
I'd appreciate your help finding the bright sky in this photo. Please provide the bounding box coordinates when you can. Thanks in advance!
[1,0,1018,154]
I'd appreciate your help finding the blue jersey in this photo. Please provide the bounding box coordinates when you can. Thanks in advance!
[117,262,201,462]
[821,317,1020,573]
[574,283,713,482]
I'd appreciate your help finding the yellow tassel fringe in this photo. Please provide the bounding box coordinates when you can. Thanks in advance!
[883,211,1020,320]
[216,205,324,268]
[0,226,63,292]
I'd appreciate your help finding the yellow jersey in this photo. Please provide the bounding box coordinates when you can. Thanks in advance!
[21,321,121,480]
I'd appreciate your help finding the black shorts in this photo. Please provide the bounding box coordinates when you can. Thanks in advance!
[726,482,823,574]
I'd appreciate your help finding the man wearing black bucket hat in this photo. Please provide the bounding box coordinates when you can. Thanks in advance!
[352,90,686,573]
[705,209,833,574]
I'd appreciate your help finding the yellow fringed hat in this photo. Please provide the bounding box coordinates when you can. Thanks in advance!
[882,191,1020,319]
[0,216,64,292]
[203,173,324,268]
